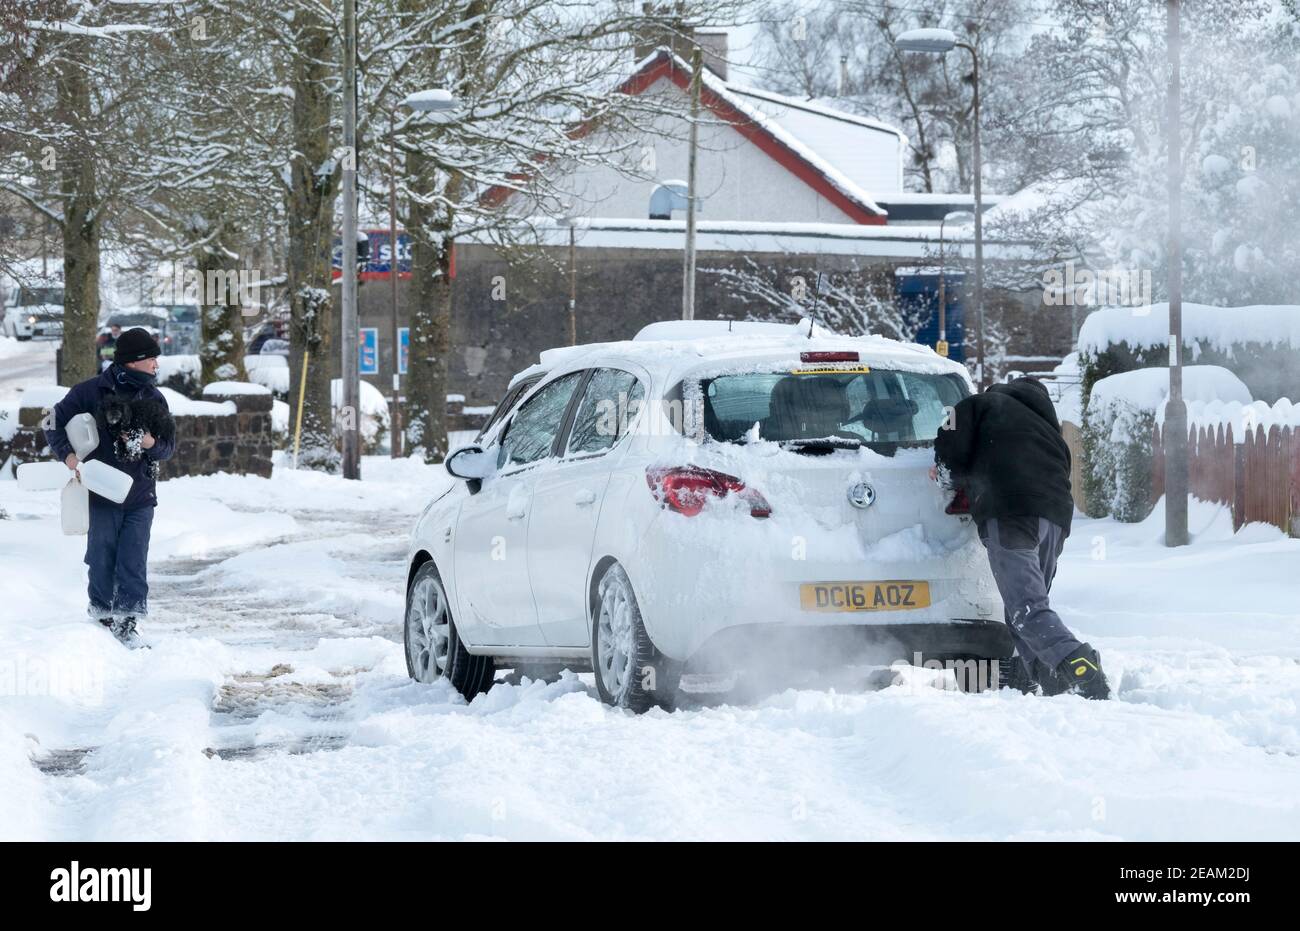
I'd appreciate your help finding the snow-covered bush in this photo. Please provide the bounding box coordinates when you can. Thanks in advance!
[330,379,390,455]
[1082,366,1252,521]
[1077,304,1300,405]
[1082,399,1155,522]
[156,354,201,399]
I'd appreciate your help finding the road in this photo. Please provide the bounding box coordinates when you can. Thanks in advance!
[3,453,1299,840]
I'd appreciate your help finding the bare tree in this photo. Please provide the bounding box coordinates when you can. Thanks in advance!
[705,256,931,341]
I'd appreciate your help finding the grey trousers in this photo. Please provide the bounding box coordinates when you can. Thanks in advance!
[978,516,1082,671]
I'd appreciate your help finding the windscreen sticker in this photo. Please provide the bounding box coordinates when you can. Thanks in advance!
[790,366,872,375]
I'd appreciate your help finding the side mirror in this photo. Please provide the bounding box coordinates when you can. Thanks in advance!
[444,444,497,481]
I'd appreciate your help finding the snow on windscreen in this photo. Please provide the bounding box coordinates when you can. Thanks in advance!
[701,368,967,446]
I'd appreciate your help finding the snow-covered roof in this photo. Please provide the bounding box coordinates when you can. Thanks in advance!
[635,50,889,221]
[722,84,906,195]
[483,48,901,225]
[516,319,971,391]
[478,217,1033,260]
[633,319,834,341]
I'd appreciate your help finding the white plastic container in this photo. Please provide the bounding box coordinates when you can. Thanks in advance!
[78,458,133,504]
[61,476,89,535]
[16,460,72,491]
[66,412,100,459]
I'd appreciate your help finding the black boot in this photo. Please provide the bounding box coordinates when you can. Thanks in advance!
[996,655,1038,695]
[110,616,147,650]
[1055,643,1110,700]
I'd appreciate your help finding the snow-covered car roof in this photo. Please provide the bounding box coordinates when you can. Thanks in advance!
[508,319,972,393]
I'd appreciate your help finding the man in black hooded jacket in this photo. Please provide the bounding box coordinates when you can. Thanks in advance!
[45,328,175,648]
[933,376,1110,699]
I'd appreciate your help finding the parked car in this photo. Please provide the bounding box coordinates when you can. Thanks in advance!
[246,318,288,355]
[160,304,200,355]
[402,320,1007,711]
[2,284,64,340]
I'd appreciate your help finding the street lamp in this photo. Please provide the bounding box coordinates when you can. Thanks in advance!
[389,88,460,459]
[937,210,974,358]
[896,27,987,389]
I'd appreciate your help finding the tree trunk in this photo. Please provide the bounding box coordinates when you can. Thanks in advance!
[284,10,339,471]
[197,223,249,386]
[403,162,454,463]
[56,42,99,387]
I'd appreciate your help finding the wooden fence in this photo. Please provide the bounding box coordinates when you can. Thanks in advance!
[1152,421,1300,535]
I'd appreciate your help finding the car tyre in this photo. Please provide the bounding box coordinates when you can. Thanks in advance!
[591,562,678,712]
[404,561,495,700]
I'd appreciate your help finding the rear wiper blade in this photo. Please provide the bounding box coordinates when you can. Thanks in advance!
[781,436,862,450]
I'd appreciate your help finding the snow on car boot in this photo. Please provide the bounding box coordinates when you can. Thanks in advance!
[1055,644,1109,700]
[110,616,148,650]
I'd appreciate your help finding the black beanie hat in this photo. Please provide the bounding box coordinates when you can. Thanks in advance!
[115,327,162,364]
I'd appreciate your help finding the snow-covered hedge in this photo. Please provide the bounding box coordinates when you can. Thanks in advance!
[1082,366,1251,521]
[329,378,390,455]
[1077,303,1300,404]
[156,354,201,399]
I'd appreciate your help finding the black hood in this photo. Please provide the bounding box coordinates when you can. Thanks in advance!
[988,377,1060,431]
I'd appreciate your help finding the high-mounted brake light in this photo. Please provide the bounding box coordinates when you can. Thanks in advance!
[799,351,859,363]
[646,466,772,518]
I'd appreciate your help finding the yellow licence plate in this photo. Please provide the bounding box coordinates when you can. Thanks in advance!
[799,581,931,612]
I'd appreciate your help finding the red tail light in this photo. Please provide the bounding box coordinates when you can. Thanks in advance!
[945,487,971,515]
[646,466,771,518]
[799,351,859,363]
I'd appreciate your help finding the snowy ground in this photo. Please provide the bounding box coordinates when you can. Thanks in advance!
[3,459,1298,840]
[2,336,1298,840]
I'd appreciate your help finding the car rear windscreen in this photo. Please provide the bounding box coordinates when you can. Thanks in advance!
[701,368,968,445]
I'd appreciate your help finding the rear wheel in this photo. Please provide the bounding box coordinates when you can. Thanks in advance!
[591,563,678,713]
[405,561,495,700]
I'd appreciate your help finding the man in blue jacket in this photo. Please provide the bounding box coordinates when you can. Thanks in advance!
[45,328,176,647]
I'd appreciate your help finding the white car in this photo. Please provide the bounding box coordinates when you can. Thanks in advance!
[404,320,1006,711]
[2,302,63,340]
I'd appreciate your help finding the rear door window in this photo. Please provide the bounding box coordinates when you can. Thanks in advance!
[564,368,645,456]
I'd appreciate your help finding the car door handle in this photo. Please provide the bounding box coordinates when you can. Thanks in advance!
[574,489,597,506]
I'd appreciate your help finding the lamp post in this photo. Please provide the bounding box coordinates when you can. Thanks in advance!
[397,88,460,458]
[682,46,703,321]
[1164,0,1189,547]
[937,210,974,358]
[387,105,402,458]
[557,212,579,346]
[341,0,359,478]
[896,28,986,388]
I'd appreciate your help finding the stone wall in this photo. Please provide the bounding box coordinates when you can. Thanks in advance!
[167,389,274,479]
[341,243,1071,409]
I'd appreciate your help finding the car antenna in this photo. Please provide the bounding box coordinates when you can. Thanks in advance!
[807,272,822,338]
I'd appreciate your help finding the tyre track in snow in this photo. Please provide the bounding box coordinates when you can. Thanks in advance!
[149,506,410,758]
[30,500,417,837]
